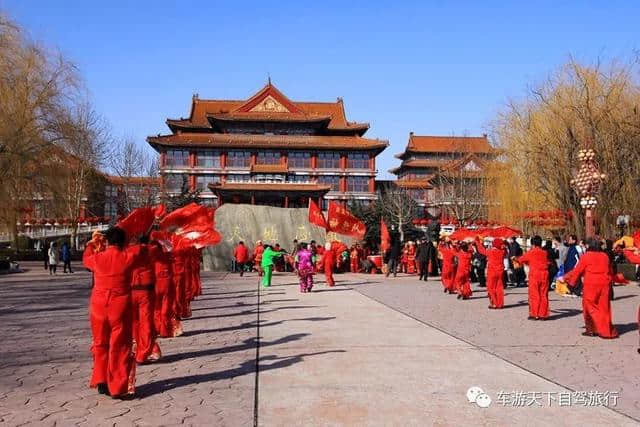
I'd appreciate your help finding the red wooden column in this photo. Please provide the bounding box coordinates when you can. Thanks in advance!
[160,151,167,167]
[311,152,318,169]
[339,152,347,193]
[281,152,288,165]
[250,153,257,166]
[189,151,196,191]
[251,193,255,205]
[221,151,227,168]
[284,195,289,208]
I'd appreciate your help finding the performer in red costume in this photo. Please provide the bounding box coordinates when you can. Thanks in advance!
[254,240,264,276]
[323,242,336,286]
[454,242,473,299]
[516,235,550,320]
[152,240,173,338]
[82,227,143,398]
[350,245,359,273]
[563,238,618,338]
[439,239,457,294]
[171,250,187,323]
[475,237,506,309]
[622,247,640,351]
[130,235,161,364]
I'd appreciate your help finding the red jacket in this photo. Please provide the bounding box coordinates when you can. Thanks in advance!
[153,245,172,284]
[83,244,143,291]
[476,244,505,273]
[254,245,264,263]
[234,244,249,263]
[565,251,612,288]
[455,249,472,277]
[131,244,156,286]
[323,249,336,268]
[517,247,549,276]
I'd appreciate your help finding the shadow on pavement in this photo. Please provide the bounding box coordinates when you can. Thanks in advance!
[136,350,346,398]
[181,317,336,337]
[615,322,638,336]
[546,308,582,321]
[160,333,310,364]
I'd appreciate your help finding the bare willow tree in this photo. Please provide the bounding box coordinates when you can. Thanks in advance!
[50,103,112,247]
[0,14,81,248]
[491,55,640,236]
[110,138,159,214]
[380,186,419,242]
[433,146,489,223]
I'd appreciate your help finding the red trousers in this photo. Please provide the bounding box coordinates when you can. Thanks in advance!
[154,279,173,338]
[89,287,135,396]
[132,289,157,363]
[528,272,549,318]
[487,269,504,308]
[441,266,455,291]
[350,259,358,273]
[325,264,335,286]
[455,273,472,298]
[582,282,618,338]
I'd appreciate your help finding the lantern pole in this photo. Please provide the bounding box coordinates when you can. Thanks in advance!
[570,146,605,238]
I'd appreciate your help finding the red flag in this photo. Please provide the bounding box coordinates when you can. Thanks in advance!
[152,204,166,219]
[159,203,210,234]
[117,207,155,241]
[308,199,327,229]
[380,220,390,253]
[327,201,366,240]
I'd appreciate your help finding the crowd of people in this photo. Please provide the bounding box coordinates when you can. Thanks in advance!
[232,230,639,349]
[81,220,639,401]
[82,227,203,399]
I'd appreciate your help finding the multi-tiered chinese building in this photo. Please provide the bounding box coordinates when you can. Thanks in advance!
[390,133,495,214]
[147,82,388,208]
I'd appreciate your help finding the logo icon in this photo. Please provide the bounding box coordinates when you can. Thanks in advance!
[467,386,492,408]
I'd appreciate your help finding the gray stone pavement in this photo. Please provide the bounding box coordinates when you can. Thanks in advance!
[0,263,638,426]
[352,273,640,422]
[0,262,260,426]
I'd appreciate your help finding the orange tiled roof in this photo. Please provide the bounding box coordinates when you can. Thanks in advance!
[395,134,493,158]
[166,83,370,134]
[394,179,434,189]
[208,112,332,123]
[148,133,388,152]
[250,164,289,174]
[209,182,331,193]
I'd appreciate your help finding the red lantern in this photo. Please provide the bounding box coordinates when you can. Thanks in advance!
[412,218,420,225]
[420,219,428,226]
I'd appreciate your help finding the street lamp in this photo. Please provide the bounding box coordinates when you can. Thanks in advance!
[569,148,605,238]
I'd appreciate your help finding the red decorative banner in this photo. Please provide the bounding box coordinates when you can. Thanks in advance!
[308,199,327,229]
[327,201,366,240]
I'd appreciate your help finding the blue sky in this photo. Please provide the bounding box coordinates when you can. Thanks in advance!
[3,1,638,178]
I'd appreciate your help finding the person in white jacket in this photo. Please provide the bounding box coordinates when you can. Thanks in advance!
[48,242,59,275]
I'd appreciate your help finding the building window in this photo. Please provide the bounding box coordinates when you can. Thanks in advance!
[196,150,221,168]
[200,198,218,208]
[347,152,369,169]
[227,150,250,168]
[166,149,189,167]
[289,152,311,169]
[317,152,340,169]
[346,176,368,192]
[255,174,285,182]
[164,174,184,192]
[227,174,251,182]
[257,151,280,165]
[317,175,340,191]
[288,175,311,183]
[196,175,220,192]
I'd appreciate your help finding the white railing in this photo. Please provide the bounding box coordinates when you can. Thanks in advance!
[0,224,109,242]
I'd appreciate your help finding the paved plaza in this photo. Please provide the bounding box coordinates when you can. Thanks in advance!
[0,262,639,426]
